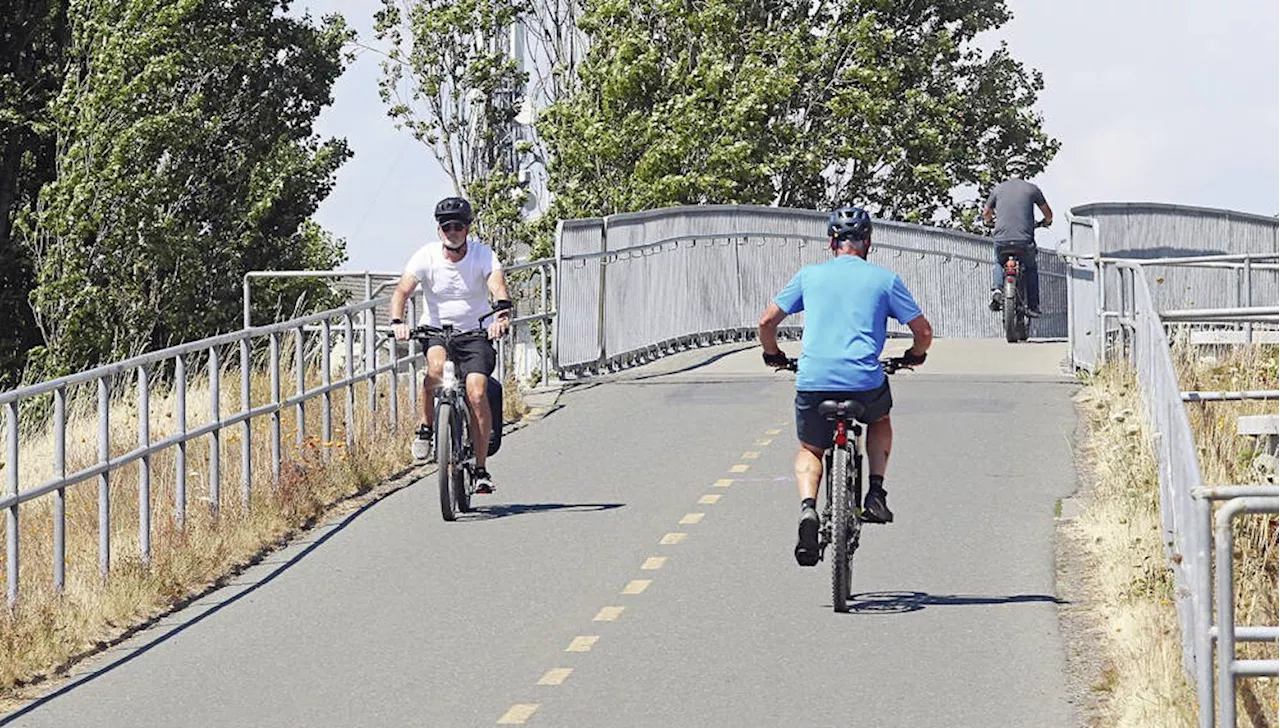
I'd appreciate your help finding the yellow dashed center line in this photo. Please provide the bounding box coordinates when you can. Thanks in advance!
[594,606,625,621]
[713,478,734,488]
[641,556,667,570]
[566,636,599,652]
[699,494,721,505]
[679,512,705,525]
[497,703,540,724]
[729,464,750,473]
[621,579,652,595]
[741,451,760,459]
[765,428,782,435]
[660,532,687,545]
[756,438,773,446]
[537,668,573,686]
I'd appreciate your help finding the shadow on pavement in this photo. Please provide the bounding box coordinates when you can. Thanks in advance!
[0,497,381,725]
[468,502,625,520]
[844,590,1065,614]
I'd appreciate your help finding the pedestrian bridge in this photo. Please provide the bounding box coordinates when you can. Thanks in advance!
[1,203,1274,727]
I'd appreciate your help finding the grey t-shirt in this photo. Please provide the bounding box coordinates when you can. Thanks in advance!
[986,178,1046,243]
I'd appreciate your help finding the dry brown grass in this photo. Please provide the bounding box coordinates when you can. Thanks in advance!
[1073,338,1278,727]
[1074,369,1198,727]
[0,355,425,701]
[1175,339,1278,725]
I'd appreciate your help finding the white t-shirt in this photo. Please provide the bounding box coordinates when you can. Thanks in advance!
[403,240,502,331]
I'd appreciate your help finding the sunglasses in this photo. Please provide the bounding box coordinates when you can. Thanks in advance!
[440,220,469,232]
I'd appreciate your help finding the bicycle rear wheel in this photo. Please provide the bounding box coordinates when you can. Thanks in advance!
[1003,278,1020,343]
[830,445,852,613]
[436,402,458,522]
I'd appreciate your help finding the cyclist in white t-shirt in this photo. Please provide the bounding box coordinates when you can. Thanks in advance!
[390,197,513,493]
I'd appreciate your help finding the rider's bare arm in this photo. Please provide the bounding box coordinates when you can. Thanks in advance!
[758,302,787,355]
[486,269,513,339]
[906,314,933,357]
[390,272,420,340]
[1037,200,1054,227]
[982,205,995,228]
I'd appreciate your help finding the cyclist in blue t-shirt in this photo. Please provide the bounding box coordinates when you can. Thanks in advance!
[758,206,933,567]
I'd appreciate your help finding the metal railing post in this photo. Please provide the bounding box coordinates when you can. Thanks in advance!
[387,334,397,432]
[1215,499,1238,728]
[54,386,66,593]
[344,314,355,447]
[209,348,221,516]
[175,356,186,530]
[240,338,251,510]
[243,276,252,330]
[269,332,281,487]
[6,401,19,607]
[321,320,333,459]
[295,327,306,446]
[137,366,151,565]
[1243,256,1253,343]
[1194,495,1213,728]
[364,275,377,430]
[98,377,110,577]
[407,298,418,416]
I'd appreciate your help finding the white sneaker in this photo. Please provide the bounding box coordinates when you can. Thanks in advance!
[411,425,433,463]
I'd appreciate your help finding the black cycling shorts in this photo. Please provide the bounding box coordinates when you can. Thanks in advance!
[794,379,893,450]
[425,332,496,379]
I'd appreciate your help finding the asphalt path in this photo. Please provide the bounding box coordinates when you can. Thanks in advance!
[4,340,1081,727]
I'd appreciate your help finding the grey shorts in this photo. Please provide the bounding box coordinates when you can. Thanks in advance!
[794,380,893,449]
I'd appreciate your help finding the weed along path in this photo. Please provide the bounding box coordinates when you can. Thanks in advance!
[4,341,1083,727]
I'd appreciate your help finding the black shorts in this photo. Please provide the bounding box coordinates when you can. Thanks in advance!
[425,332,496,379]
[794,380,893,450]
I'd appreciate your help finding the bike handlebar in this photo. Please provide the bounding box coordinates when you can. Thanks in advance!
[771,357,916,374]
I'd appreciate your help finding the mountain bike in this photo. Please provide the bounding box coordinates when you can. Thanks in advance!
[996,244,1031,343]
[407,304,509,522]
[776,356,913,613]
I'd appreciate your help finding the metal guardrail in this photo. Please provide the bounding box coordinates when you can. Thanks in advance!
[1,295,420,606]
[1103,258,1279,727]
[554,206,1070,376]
[243,259,558,386]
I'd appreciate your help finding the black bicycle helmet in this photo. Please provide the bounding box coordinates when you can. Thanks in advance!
[434,196,474,224]
[827,206,872,242]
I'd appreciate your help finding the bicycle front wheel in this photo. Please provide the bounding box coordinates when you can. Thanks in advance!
[454,404,472,513]
[436,402,458,522]
[830,446,852,613]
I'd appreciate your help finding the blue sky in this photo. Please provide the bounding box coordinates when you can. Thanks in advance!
[296,0,1279,272]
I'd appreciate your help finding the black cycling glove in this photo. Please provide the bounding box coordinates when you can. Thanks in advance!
[762,350,790,368]
[901,349,927,366]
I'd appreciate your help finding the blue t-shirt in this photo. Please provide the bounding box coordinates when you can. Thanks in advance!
[774,256,923,392]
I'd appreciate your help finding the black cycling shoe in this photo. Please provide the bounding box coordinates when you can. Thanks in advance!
[794,506,820,566]
[473,468,494,495]
[862,487,894,524]
[988,289,1003,312]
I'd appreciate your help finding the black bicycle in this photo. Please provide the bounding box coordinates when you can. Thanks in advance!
[995,244,1032,343]
[407,303,510,522]
[776,356,913,612]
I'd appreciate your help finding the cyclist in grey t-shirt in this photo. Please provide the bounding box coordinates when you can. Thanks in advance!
[983,156,1053,316]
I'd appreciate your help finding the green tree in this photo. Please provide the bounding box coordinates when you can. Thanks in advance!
[539,0,1059,228]
[373,0,529,258]
[0,1,68,388]
[19,0,354,380]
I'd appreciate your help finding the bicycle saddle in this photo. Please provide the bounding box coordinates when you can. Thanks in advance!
[818,399,866,422]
